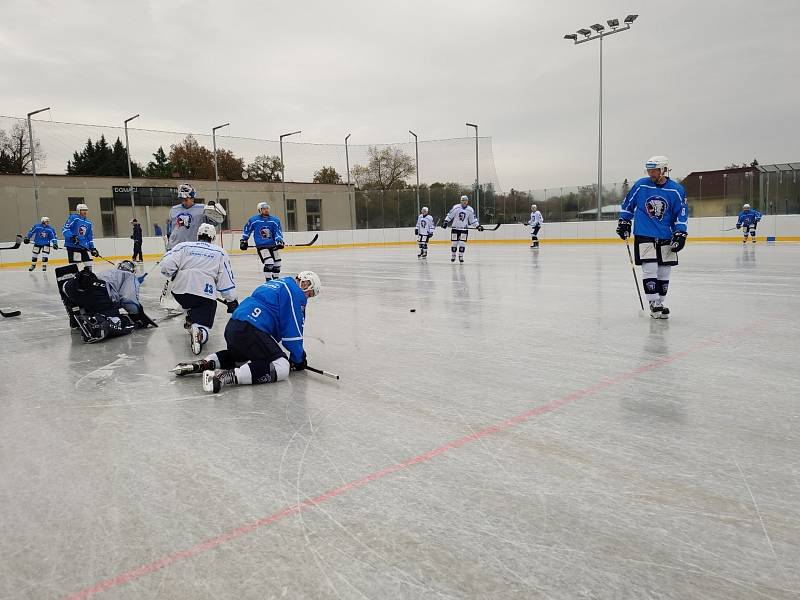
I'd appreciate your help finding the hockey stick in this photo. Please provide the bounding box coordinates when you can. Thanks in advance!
[242,233,319,250]
[0,235,23,250]
[305,365,340,380]
[467,224,501,231]
[721,226,739,232]
[0,308,22,318]
[73,244,117,268]
[624,237,645,311]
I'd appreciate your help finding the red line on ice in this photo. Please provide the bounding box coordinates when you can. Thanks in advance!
[63,336,720,600]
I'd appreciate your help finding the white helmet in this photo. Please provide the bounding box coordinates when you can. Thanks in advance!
[460,195,469,203]
[41,216,50,224]
[297,270,322,297]
[76,203,89,212]
[177,183,196,199]
[531,204,537,211]
[645,156,670,176]
[257,202,270,212]
[197,223,217,241]
[743,203,751,210]
[421,206,429,215]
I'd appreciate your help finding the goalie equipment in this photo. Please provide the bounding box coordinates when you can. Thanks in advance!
[297,270,322,297]
[177,183,196,199]
[197,223,217,241]
[117,259,136,273]
[203,201,226,223]
[644,156,670,176]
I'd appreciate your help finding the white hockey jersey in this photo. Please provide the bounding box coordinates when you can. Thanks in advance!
[445,204,478,230]
[416,214,435,236]
[527,210,543,226]
[160,241,237,302]
[166,203,226,250]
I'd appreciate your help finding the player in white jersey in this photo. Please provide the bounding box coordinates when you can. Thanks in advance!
[414,207,435,259]
[526,204,544,248]
[165,183,227,250]
[443,195,483,262]
[160,224,238,355]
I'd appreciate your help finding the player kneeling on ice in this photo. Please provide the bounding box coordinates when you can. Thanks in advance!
[172,271,322,393]
[240,202,285,281]
[415,206,435,259]
[24,216,59,271]
[160,223,238,355]
[617,155,688,319]
[526,204,544,248]
[736,203,762,244]
[443,195,483,263]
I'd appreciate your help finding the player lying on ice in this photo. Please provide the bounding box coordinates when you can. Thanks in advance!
[171,270,322,393]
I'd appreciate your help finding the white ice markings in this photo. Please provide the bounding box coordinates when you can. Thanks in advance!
[73,354,138,390]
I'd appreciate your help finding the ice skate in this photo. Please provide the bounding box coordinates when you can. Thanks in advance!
[189,324,207,356]
[649,301,663,319]
[451,255,456,262]
[42,265,47,271]
[171,359,216,376]
[659,306,670,319]
[203,369,237,393]
[28,264,35,271]
[458,255,464,263]
[752,237,756,244]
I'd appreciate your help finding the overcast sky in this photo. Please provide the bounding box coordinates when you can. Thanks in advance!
[2,0,799,190]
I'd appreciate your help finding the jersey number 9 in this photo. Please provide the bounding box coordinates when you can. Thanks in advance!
[250,307,261,318]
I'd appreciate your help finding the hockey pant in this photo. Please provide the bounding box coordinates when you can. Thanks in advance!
[451,229,469,255]
[132,240,143,261]
[67,247,93,270]
[257,246,281,280]
[172,293,217,331]
[31,244,51,266]
[531,224,541,245]
[743,224,757,240]
[207,319,290,384]
[417,234,431,254]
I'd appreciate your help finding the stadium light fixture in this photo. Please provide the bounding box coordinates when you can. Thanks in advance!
[27,106,50,217]
[563,16,638,220]
[466,123,480,218]
[280,130,302,220]
[212,122,230,204]
[124,114,140,221]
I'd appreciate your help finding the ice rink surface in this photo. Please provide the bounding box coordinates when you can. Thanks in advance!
[1,241,799,600]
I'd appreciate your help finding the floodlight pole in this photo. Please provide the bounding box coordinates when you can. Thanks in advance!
[345,133,354,229]
[124,114,140,220]
[565,17,637,221]
[466,123,479,218]
[280,130,301,223]
[409,130,420,215]
[212,123,230,204]
[27,107,50,217]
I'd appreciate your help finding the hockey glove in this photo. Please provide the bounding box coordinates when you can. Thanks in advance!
[23,237,30,244]
[414,228,419,236]
[239,239,249,251]
[477,225,485,232]
[441,221,450,229]
[616,219,632,240]
[736,223,741,229]
[71,236,80,245]
[290,352,308,371]
[90,248,100,257]
[275,240,285,250]
[52,241,59,250]
[670,231,687,253]
[225,299,239,314]
[137,273,148,284]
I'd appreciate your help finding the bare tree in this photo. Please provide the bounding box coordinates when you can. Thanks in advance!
[351,146,415,189]
[0,121,45,174]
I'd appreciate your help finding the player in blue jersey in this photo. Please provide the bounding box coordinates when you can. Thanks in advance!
[171,271,321,393]
[736,203,762,244]
[24,217,59,271]
[240,202,285,281]
[62,204,98,270]
[616,156,688,319]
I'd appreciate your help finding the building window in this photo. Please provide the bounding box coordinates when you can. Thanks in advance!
[100,197,116,237]
[305,199,321,231]
[68,197,84,212]
[286,199,297,231]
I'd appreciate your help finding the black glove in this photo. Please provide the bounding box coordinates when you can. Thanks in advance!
[90,248,100,257]
[736,223,741,229]
[130,235,134,239]
[290,351,308,371]
[670,231,687,253]
[71,235,80,245]
[239,239,249,251]
[52,241,59,250]
[275,240,285,250]
[23,237,30,244]
[414,228,419,236]
[441,221,450,229]
[616,219,631,240]
[225,299,239,314]
[477,225,485,232]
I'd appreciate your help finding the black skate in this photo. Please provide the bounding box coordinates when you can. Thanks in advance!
[28,264,35,271]
[203,369,237,393]
[649,302,663,319]
[659,307,670,319]
[171,359,216,376]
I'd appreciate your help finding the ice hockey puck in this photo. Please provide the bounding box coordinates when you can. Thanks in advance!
[409,309,416,312]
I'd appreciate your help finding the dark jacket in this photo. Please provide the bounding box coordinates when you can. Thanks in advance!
[131,223,143,242]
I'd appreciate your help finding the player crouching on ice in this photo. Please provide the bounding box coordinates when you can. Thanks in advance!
[736,203,762,244]
[415,206,435,259]
[58,260,156,343]
[443,195,483,263]
[24,216,59,271]
[240,202,285,281]
[160,223,238,355]
[172,271,321,393]
[616,155,688,319]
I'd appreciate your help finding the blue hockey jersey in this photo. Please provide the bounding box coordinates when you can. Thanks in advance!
[62,215,95,249]
[241,214,284,247]
[231,277,306,363]
[619,177,688,239]
[26,224,58,247]
[737,209,762,227]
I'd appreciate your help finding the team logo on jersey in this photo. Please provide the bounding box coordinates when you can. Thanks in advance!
[259,227,272,239]
[175,213,193,228]
[644,197,668,220]
[39,231,47,238]
[78,226,87,236]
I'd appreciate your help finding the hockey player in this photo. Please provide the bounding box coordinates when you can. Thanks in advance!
[617,155,688,319]
[24,217,59,271]
[240,202,285,281]
[160,223,238,355]
[415,206,435,259]
[98,260,150,319]
[526,204,544,248]
[442,195,483,263]
[172,271,321,393]
[62,204,98,269]
[165,183,227,250]
[736,203,762,244]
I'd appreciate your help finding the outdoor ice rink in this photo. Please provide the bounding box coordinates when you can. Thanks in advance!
[1,241,799,600]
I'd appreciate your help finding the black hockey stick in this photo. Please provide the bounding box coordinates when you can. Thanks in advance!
[0,308,21,318]
[243,233,319,249]
[0,235,23,250]
[74,244,117,268]
[721,226,739,232]
[467,224,501,231]
[624,238,645,311]
[305,365,340,380]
